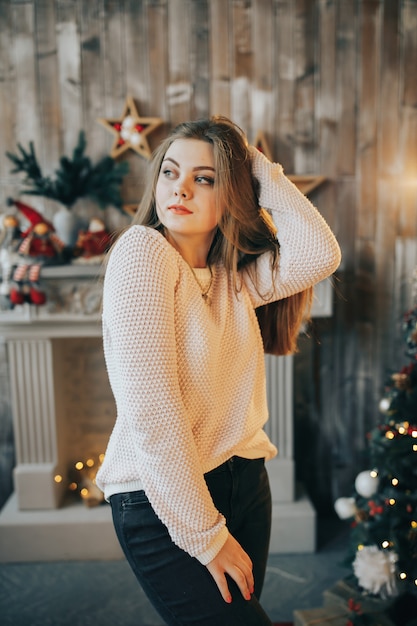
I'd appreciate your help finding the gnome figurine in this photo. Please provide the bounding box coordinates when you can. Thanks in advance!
[0,214,22,309]
[73,217,111,263]
[7,198,65,306]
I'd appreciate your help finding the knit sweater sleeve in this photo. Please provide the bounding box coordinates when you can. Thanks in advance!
[246,145,341,305]
[101,227,228,564]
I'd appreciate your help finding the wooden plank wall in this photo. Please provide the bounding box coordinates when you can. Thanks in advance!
[0,0,416,513]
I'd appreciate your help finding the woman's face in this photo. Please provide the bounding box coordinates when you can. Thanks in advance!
[155,139,221,248]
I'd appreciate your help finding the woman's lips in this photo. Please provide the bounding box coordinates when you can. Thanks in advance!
[168,205,193,215]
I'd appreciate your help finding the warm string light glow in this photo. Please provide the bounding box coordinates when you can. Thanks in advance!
[366,459,417,588]
[383,421,417,452]
[356,478,417,586]
[65,453,105,507]
[338,307,417,602]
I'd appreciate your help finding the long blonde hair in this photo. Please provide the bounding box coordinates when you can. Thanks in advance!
[133,115,312,355]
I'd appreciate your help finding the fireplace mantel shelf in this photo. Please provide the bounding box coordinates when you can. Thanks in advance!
[0,263,333,336]
[0,263,103,336]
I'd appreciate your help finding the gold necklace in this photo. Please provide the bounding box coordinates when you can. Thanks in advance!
[188,265,213,304]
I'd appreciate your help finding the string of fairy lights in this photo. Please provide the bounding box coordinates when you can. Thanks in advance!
[354,418,417,592]
[53,454,105,507]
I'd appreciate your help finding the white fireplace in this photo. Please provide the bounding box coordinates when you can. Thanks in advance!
[0,265,333,562]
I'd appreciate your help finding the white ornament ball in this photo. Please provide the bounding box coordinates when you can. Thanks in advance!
[355,470,379,498]
[334,497,356,520]
[122,115,135,129]
[379,397,391,413]
[130,131,142,146]
[120,129,132,141]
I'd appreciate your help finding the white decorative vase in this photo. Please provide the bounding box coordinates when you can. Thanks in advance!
[52,204,80,246]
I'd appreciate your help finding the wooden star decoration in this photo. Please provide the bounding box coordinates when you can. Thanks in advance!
[254,130,326,196]
[97,96,163,160]
[255,130,274,162]
[123,203,140,217]
[288,174,326,195]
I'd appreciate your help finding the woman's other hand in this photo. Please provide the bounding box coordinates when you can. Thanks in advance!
[206,534,254,603]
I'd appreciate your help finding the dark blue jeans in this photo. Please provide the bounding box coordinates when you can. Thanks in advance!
[110,456,273,625]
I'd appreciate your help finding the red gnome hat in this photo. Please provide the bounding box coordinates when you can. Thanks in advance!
[6,198,55,237]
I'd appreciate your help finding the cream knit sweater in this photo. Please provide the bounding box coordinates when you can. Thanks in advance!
[96,147,341,565]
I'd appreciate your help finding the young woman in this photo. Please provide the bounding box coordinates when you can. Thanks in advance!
[96,116,341,625]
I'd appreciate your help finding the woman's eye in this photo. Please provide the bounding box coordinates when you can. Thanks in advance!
[162,168,176,178]
[196,175,214,185]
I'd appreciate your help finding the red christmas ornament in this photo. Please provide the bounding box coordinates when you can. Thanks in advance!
[348,597,362,614]
[368,500,384,516]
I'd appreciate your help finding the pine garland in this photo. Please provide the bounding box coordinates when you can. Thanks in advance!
[6,131,129,209]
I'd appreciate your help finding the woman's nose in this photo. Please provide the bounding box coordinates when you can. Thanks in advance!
[174,179,191,199]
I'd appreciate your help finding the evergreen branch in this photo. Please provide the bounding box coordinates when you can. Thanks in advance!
[6,141,43,180]
[6,131,129,210]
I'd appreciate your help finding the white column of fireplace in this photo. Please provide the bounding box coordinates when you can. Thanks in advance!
[0,266,333,562]
[8,337,64,510]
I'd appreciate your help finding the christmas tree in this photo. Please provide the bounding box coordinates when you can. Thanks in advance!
[335,306,417,616]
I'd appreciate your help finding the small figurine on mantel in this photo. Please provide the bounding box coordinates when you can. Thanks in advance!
[0,213,21,250]
[7,198,66,260]
[0,213,22,309]
[6,198,66,306]
[72,217,112,264]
